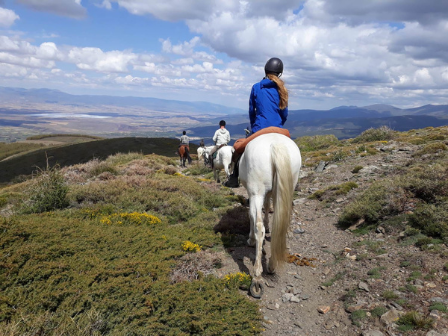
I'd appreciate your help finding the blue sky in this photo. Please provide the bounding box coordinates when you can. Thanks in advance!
[0,0,448,110]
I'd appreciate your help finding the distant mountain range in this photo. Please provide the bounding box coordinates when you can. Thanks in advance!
[192,104,448,140]
[0,87,246,115]
[1,86,448,141]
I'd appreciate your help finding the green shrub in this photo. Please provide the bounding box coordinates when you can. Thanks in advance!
[382,290,399,300]
[310,182,358,202]
[21,165,69,214]
[89,161,118,177]
[409,204,448,239]
[407,271,422,282]
[294,134,339,152]
[186,164,211,176]
[370,306,388,317]
[338,162,448,239]
[351,310,367,327]
[368,267,385,279]
[352,165,363,173]
[0,210,262,334]
[413,142,447,157]
[405,284,418,294]
[104,152,145,166]
[352,126,395,143]
[397,311,433,331]
[429,302,447,312]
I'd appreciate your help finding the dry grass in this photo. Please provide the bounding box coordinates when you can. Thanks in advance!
[170,251,222,283]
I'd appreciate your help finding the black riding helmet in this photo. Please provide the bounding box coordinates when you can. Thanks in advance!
[264,57,283,77]
[219,120,226,127]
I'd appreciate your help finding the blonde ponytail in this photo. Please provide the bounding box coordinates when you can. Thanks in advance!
[267,74,288,110]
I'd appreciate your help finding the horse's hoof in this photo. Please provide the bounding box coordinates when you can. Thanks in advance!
[247,238,255,247]
[249,280,264,298]
[267,261,276,274]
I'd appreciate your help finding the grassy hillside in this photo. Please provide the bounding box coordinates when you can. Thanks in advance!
[0,153,261,335]
[25,134,104,143]
[0,142,45,161]
[0,137,198,183]
[2,126,448,334]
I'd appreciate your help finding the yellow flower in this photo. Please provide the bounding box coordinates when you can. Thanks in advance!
[182,241,201,252]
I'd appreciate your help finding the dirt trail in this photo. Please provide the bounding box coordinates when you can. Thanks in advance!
[215,144,448,336]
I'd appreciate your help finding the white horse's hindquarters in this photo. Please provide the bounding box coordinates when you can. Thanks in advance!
[240,134,302,192]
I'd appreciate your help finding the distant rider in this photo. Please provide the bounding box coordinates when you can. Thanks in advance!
[224,57,288,187]
[208,120,230,168]
[179,130,192,163]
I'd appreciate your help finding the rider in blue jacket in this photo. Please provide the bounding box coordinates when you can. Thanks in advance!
[224,57,288,188]
[249,67,288,133]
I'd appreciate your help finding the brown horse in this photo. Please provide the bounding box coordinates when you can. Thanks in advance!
[178,145,192,167]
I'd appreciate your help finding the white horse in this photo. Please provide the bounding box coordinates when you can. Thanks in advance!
[197,147,206,163]
[239,133,301,298]
[204,145,234,183]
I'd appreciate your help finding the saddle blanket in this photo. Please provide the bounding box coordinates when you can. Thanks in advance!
[233,127,291,155]
[212,144,226,160]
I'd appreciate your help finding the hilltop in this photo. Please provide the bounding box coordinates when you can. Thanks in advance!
[0,136,198,183]
[1,126,448,335]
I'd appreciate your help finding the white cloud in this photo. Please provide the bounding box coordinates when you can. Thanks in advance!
[0,8,19,27]
[16,0,86,19]
[106,0,226,21]
[67,47,137,72]
[115,74,149,85]
[0,63,28,77]
[2,0,448,109]
[97,0,112,9]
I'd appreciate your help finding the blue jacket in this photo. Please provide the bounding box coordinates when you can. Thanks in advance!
[249,78,288,133]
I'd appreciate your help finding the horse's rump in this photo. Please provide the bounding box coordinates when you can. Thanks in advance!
[233,127,290,158]
[178,145,190,156]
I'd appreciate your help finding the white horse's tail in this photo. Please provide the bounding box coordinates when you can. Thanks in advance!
[270,142,294,269]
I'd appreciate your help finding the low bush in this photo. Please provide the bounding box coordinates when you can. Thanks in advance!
[294,134,339,152]
[397,311,433,331]
[429,302,447,312]
[382,290,399,300]
[186,163,211,176]
[352,165,363,173]
[412,142,447,157]
[21,165,69,214]
[370,306,388,317]
[310,182,358,202]
[338,161,448,239]
[352,126,395,143]
[351,310,367,327]
[0,208,262,334]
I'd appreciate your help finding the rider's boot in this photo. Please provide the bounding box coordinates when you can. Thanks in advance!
[223,157,240,188]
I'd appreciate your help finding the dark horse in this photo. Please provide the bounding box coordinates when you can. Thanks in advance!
[178,145,192,167]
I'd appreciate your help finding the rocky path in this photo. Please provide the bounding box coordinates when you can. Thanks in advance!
[215,142,448,336]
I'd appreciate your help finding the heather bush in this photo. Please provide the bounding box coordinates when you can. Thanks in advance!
[309,182,358,202]
[412,142,447,157]
[352,126,395,143]
[294,134,339,152]
[21,165,69,214]
[339,161,448,239]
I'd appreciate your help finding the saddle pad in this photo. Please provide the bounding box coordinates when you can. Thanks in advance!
[233,127,291,155]
[212,144,226,160]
